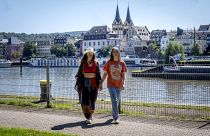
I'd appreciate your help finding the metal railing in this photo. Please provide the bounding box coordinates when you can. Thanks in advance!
[0,64,210,119]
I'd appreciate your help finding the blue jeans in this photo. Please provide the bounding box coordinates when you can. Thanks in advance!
[108,87,121,120]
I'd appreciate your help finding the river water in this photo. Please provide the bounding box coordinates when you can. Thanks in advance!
[0,67,210,106]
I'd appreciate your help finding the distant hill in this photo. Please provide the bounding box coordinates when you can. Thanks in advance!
[64,31,87,37]
[0,31,87,42]
[49,31,86,37]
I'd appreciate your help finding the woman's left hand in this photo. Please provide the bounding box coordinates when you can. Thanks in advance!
[120,85,125,90]
[98,83,103,91]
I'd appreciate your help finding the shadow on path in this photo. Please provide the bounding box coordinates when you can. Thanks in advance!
[198,121,210,129]
[51,119,113,130]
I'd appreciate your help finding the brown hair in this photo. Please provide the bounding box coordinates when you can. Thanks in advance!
[81,52,96,64]
[110,47,121,61]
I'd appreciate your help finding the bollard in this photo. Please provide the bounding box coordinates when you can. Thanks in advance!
[46,64,51,108]
[39,80,51,101]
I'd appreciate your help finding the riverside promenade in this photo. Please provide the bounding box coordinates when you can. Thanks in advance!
[0,106,210,136]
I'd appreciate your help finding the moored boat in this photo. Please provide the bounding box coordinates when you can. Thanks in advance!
[29,57,79,67]
[163,57,210,73]
[121,55,157,67]
[0,59,12,68]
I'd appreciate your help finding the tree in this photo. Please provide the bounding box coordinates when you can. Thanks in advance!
[190,43,202,56]
[66,43,76,57]
[22,42,37,59]
[50,45,67,57]
[97,46,112,57]
[151,42,159,51]
[179,44,185,60]
[11,51,21,60]
[164,42,185,64]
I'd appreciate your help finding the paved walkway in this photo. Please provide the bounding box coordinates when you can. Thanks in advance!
[0,107,210,136]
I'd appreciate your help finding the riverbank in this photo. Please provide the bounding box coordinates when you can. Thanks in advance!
[1,95,210,121]
[11,61,30,66]
[0,105,210,136]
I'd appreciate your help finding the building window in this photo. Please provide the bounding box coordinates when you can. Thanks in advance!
[89,42,91,46]
[93,42,95,46]
[98,42,100,45]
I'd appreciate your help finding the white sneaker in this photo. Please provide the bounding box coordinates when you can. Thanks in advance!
[85,119,92,124]
[90,116,94,121]
[112,119,119,124]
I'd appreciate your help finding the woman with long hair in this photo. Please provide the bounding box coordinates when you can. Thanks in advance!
[101,47,127,124]
[75,47,102,124]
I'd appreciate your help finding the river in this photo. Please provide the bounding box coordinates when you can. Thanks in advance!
[0,67,210,106]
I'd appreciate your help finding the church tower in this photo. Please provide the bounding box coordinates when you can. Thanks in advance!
[123,6,134,37]
[112,5,124,39]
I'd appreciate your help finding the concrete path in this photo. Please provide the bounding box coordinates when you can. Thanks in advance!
[0,107,210,136]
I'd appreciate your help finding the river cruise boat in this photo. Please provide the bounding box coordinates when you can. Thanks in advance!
[29,57,79,67]
[121,55,157,67]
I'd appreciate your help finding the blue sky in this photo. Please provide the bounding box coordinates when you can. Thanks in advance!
[0,0,209,34]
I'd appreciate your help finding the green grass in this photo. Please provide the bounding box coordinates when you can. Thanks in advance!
[0,127,77,136]
[0,95,210,120]
[52,102,80,111]
[131,69,144,73]
[0,95,38,100]
[178,60,210,63]
[122,101,210,111]
[1,95,210,112]
[0,99,40,107]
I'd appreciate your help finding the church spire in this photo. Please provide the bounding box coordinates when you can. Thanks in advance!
[113,4,122,24]
[125,5,133,25]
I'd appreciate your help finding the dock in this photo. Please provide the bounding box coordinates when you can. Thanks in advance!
[132,65,210,80]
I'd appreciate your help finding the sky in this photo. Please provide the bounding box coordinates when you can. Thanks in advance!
[0,0,210,34]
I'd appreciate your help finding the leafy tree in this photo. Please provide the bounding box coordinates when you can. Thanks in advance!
[50,45,58,56]
[22,42,37,59]
[65,43,76,57]
[190,43,202,56]
[174,43,180,54]
[179,44,185,60]
[50,45,67,57]
[97,46,112,57]
[151,42,159,51]
[164,42,185,64]
[149,42,164,59]
[11,51,21,59]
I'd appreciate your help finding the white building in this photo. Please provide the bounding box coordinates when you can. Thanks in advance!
[36,40,52,57]
[160,35,169,50]
[134,26,150,41]
[81,25,120,54]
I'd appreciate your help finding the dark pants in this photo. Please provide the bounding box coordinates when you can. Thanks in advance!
[80,84,98,119]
